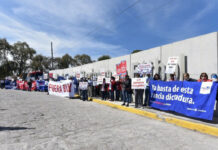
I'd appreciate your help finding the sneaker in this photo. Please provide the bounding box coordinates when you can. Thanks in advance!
[126,103,129,107]
[122,103,125,106]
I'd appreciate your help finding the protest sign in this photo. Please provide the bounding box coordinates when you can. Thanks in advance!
[131,78,146,89]
[137,63,152,74]
[48,80,75,97]
[79,82,88,90]
[97,76,104,85]
[149,80,218,120]
[116,60,127,79]
[165,56,179,74]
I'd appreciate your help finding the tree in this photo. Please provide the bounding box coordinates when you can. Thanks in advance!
[97,55,111,61]
[11,42,36,76]
[0,38,11,64]
[0,61,17,79]
[60,54,77,69]
[131,49,142,54]
[74,54,92,65]
[31,55,51,72]
[52,57,61,69]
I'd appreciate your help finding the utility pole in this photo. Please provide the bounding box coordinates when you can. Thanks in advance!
[51,42,54,70]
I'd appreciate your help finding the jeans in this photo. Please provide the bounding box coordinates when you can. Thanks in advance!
[124,91,131,104]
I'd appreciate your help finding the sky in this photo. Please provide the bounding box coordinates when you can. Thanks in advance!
[0,0,218,60]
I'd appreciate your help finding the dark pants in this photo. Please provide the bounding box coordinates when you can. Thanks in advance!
[135,89,144,107]
[110,90,114,100]
[101,91,106,100]
[115,90,120,100]
[144,88,150,106]
[82,90,88,101]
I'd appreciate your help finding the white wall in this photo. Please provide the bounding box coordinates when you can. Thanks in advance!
[50,32,218,80]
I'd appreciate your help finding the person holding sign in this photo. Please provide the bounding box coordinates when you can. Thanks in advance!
[122,75,132,107]
[101,78,107,100]
[134,74,144,108]
[197,72,212,82]
[144,73,153,107]
[109,77,116,101]
[79,77,88,101]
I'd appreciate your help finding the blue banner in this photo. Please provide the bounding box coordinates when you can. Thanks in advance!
[149,80,218,120]
[36,80,48,91]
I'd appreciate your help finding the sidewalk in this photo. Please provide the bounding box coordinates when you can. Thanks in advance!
[80,96,218,137]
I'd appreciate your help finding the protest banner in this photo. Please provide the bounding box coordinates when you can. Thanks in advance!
[165,56,179,74]
[149,80,218,120]
[116,60,127,79]
[48,80,75,97]
[79,82,88,90]
[36,80,48,91]
[131,78,146,89]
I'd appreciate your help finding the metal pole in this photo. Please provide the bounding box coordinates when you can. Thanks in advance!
[51,42,54,70]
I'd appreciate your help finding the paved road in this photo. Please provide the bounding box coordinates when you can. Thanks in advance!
[0,89,218,150]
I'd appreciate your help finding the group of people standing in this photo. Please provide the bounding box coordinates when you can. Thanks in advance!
[76,71,218,108]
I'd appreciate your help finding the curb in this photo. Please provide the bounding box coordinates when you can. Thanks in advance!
[92,98,218,137]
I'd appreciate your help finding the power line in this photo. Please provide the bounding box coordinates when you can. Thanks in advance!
[86,0,143,37]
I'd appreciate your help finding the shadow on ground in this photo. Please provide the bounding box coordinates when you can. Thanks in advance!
[0,126,35,131]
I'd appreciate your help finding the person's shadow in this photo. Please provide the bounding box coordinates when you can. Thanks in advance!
[0,126,35,131]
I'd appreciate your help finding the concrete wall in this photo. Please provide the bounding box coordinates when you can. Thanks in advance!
[50,32,218,80]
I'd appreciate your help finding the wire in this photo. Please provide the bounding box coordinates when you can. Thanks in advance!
[86,0,143,37]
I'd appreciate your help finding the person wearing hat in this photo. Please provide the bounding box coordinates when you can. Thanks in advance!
[211,74,218,82]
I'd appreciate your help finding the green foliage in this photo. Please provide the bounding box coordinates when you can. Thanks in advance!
[11,42,36,76]
[74,54,92,65]
[131,49,142,54]
[31,55,51,72]
[0,38,11,63]
[60,54,77,69]
[97,55,111,61]
[0,38,94,78]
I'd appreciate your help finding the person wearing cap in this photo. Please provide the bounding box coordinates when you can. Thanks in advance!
[211,74,218,82]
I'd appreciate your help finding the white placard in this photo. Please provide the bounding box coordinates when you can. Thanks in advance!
[131,78,146,89]
[137,63,152,74]
[79,82,88,90]
[105,78,110,84]
[200,82,213,94]
[97,76,104,85]
[165,56,179,74]
[48,80,75,97]
[93,81,97,86]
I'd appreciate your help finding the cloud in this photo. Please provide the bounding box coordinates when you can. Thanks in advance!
[0,0,126,59]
